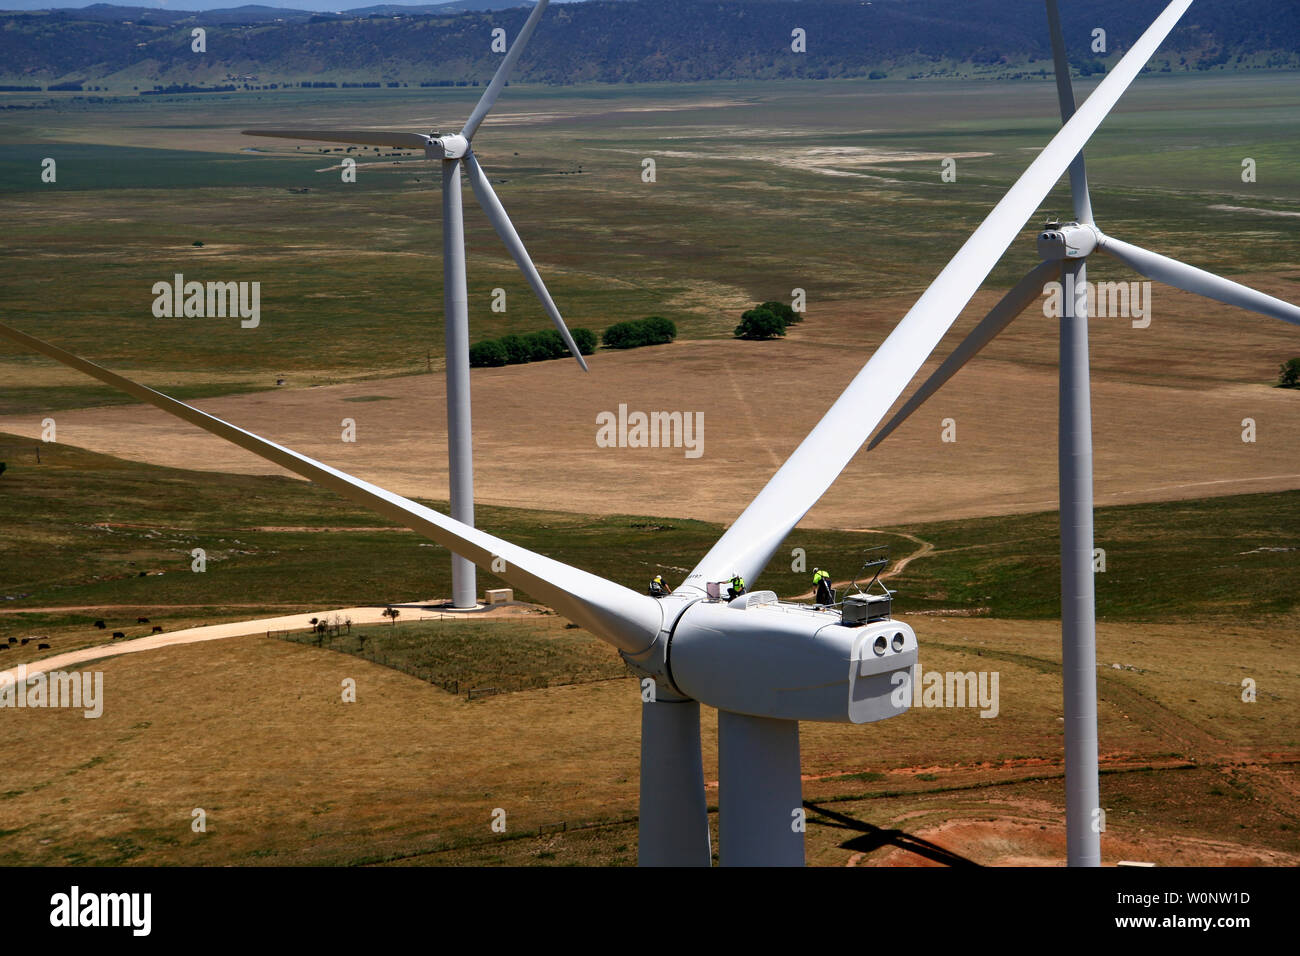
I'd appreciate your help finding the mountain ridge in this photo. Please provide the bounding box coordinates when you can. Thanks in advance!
[1,0,1295,90]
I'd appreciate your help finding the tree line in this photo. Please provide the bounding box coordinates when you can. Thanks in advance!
[468,317,678,368]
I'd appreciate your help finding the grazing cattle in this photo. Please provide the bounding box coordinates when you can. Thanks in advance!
[111,631,125,639]
[20,638,29,645]
[37,643,49,650]
[94,620,106,629]
[151,626,163,634]
[137,617,149,624]
[0,645,7,651]
[6,637,14,644]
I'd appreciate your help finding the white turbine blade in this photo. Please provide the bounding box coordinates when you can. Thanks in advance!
[242,129,435,150]
[681,0,1193,593]
[868,260,1060,451]
[464,149,589,372]
[461,0,550,141]
[1098,234,1300,326]
[0,321,660,653]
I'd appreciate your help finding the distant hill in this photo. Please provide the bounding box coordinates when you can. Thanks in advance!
[0,0,534,11]
[0,0,1295,90]
[349,3,534,15]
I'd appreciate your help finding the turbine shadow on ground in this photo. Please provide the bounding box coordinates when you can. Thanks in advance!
[804,801,981,867]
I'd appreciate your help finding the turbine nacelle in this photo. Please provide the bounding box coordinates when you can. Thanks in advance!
[668,595,917,724]
[1037,220,1100,260]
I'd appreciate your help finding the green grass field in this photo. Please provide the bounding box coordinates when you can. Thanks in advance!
[276,616,634,695]
[2,75,1297,401]
[3,431,1298,643]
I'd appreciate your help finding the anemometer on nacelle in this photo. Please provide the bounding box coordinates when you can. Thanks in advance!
[838,546,895,625]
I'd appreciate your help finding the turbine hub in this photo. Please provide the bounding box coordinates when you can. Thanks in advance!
[619,593,699,701]
[1037,220,1100,261]
[437,134,470,159]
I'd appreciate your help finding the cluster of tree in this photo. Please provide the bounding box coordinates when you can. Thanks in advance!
[469,317,677,368]
[141,84,237,95]
[468,327,596,368]
[309,613,352,636]
[1279,357,1300,389]
[602,316,677,350]
[734,301,802,340]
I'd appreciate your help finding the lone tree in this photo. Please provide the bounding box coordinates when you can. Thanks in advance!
[1279,357,1300,389]
[758,300,800,325]
[382,606,401,626]
[734,306,786,340]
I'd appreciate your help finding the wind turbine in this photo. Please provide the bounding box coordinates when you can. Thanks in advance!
[243,0,587,610]
[0,0,1268,866]
[867,0,1300,866]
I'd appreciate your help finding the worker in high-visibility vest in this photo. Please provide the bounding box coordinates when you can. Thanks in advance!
[649,574,670,598]
[728,574,746,601]
[813,568,833,606]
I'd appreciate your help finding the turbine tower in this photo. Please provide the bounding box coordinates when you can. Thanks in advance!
[5,0,1285,866]
[243,0,585,609]
[869,0,1300,866]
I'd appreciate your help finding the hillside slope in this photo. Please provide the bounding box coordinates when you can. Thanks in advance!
[0,0,1296,89]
